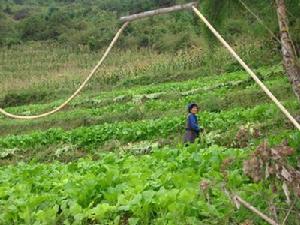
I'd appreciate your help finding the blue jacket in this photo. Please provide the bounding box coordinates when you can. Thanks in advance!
[186,113,200,134]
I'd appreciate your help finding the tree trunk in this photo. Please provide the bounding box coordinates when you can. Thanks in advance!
[276,0,300,102]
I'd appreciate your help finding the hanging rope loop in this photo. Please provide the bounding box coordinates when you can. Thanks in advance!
[0,22,128,120]
[1,4,300,132]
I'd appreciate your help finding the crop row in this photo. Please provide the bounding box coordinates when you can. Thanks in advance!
[1,65,283,117]
[1,101,297,151]
[0,74,292,138]
[0,144,281,225]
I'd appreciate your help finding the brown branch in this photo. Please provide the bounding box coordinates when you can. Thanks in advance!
[120,2,198,22]
[281,200,295,225]
[233,195,280,225]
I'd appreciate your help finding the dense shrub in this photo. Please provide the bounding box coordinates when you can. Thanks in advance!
[0,0,299,51]
[1,91,49,107]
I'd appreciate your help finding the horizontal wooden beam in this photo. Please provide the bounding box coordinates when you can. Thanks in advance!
[120,2,198,23]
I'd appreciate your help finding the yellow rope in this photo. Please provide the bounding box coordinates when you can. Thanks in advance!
[192,6,300,131]
[0,22,128,120]
[1,5,299,131]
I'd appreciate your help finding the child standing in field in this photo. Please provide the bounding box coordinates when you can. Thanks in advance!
[184,103,202,144]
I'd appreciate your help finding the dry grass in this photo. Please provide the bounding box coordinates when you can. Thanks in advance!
[0,38,278,99]
[0,42,200,96]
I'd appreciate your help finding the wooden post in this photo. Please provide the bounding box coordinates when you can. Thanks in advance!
[120,2,198,23]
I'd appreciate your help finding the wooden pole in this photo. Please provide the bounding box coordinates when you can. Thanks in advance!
[120,2,198,22]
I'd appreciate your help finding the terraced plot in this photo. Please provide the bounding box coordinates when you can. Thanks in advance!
[1,65,300,224]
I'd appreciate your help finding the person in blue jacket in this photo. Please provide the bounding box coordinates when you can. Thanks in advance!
[184,103,202,143]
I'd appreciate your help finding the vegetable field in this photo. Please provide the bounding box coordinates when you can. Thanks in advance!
[1,0,300,223]
[1,61,300,224]
[0,146,253,224]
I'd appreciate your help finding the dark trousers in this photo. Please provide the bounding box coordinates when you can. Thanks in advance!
[184,130,198,144]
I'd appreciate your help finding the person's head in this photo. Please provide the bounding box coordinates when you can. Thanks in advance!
[188,103,199,114]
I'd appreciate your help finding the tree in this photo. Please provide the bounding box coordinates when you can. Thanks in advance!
[204,0,300,102]
[275,0,300,102]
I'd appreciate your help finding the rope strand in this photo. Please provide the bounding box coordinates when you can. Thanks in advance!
[0,22,128,120]
[1,5,299,131]
[192,6,300,130]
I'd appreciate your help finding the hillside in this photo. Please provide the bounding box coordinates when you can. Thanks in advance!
[1,0,300,224]
[1,64,300,224]
[1,0,300,51]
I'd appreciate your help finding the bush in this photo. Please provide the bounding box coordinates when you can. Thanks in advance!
[13,8,30,20]
[1,91,49,108]
[0,14,21,46]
